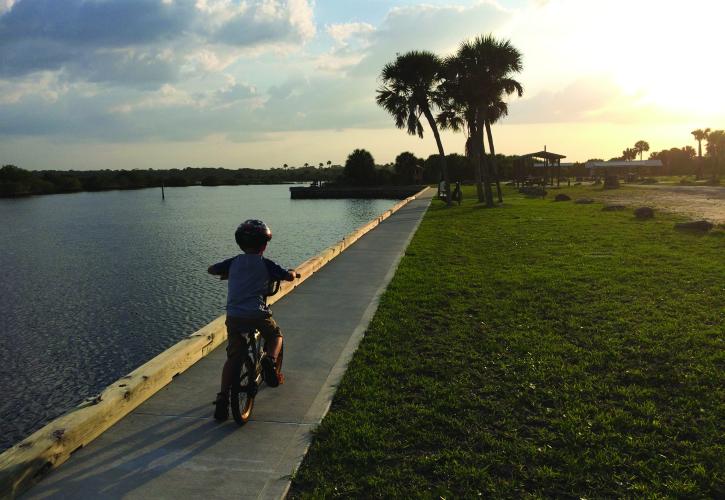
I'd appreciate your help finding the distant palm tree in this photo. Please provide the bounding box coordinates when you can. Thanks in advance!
[283,163,288,170]
[691,128,710,157]
[377,50,451,204]
[304,162,309,168]
[622,148,637,161]
[634,140,650,160]
[326,160,332,167]
[319,162,323,168]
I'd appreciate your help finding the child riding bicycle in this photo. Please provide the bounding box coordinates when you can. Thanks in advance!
[207,219,296,421]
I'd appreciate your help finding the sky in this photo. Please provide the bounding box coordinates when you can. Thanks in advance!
[0,0,723,170]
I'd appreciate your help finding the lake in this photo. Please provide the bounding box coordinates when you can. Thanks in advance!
[0,185,396,452]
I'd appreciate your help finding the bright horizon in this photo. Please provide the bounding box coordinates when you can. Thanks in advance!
[1,0,723,170]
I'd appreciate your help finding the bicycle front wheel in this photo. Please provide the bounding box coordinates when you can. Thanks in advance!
[231,357,255,425]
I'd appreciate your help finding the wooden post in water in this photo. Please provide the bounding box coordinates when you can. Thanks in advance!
[162,183,165,200]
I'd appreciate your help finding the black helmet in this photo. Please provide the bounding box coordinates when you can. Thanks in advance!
[235,219,272,249]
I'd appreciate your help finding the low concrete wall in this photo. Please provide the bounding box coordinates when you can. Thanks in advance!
[0,187,430,499]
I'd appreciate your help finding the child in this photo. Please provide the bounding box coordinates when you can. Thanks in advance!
[207,219,296,421]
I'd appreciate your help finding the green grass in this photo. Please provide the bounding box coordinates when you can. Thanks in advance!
[289,186,724,498]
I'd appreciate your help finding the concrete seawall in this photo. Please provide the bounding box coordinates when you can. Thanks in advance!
[0,188,430,499]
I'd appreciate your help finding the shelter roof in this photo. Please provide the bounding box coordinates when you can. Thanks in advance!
[585,160,662,169]
[520,151,567,160]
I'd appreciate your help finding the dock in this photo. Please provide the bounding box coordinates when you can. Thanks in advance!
[21,189,433,499]
[289,185,424,199]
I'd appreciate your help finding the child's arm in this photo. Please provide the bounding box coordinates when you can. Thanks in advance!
[263,258,297,282]
[207,257,234,278]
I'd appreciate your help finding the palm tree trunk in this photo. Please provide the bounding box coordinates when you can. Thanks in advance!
[477,123,494,207]
[422,107,451,206]
[467,134,484,203]
[485,119,503,203]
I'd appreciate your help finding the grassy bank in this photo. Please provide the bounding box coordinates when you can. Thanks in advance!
[290,186,724,498]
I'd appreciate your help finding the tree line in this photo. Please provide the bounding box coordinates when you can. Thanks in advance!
[0,164,344,198]
[608,128,724,181]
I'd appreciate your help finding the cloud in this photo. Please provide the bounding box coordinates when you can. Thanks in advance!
[506,76,682,125]
[351,1,509,77]
[0,0,315,83]
[326,22,374,47]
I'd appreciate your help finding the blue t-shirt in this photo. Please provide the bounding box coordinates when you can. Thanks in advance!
[210,254,289,318]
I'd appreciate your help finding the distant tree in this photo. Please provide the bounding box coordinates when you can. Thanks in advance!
[393,152,420,184]
[344,149,377,185]
[691,128,710,157]
[681,145,696,159]
[319,162,323,168]
[326,160,332,166]
[377,50,451,204]
[634,140,650,160]
[303,163,309,168]
[283,163,288,169]
[705,129,724,180]
[622,148,637,161]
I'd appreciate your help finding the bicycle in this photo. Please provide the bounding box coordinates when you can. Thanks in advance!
[229,274,298,426]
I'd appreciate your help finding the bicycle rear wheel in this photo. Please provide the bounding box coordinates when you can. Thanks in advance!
[230,356,255,425]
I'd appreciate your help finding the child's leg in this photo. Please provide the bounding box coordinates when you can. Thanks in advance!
[258,318,284,387]
[221,319,249,394]
[258,317,283,361]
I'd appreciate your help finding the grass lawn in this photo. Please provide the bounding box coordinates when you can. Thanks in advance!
[289,185,724,498]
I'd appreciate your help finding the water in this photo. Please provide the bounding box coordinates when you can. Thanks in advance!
[0,185,395,451]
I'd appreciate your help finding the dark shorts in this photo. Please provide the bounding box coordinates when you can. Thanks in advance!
[225,316,283,360]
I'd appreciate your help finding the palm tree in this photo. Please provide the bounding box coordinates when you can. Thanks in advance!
[438,35,523,207]
[622,148,637,161]
[691,128,710,157]
[634,140,650,160]
[377,51,451,205]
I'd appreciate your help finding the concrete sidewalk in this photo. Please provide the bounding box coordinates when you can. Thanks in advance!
[28,190,432,500]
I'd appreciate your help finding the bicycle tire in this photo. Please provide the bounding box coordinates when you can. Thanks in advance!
[230,356,255,425]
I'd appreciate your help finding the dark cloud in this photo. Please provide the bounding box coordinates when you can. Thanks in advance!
[0,0,189,47]
[0,0,313,83]
[0,0,190,79]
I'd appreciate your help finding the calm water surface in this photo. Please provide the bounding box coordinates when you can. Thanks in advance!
[0,185,395,451]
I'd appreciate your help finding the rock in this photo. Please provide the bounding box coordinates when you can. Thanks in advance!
[554,193,571,201]
[674,220,714,232]
[602,205,626,211]
[575,198,594,204]
[519,186,547,197]
[603,175,620,189]
[634,206,655,219]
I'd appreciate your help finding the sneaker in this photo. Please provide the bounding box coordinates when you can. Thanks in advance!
[261,356,282,388]
[213,392,229,421]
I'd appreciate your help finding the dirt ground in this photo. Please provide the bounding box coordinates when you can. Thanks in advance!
[591,184,725,224]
